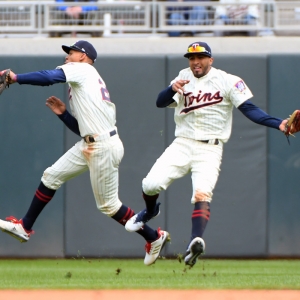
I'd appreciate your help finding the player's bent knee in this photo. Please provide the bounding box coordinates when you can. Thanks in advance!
[142,178,164,196]
[97,199,122,217]
[142,184,163,196]
[41,171,63,190]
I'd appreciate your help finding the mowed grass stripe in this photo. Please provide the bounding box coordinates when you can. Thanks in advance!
[0,259,299,289]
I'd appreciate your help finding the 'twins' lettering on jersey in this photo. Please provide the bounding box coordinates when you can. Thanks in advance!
[181,90,223,114]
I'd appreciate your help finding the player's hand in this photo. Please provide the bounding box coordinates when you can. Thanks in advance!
[171,80,190,95]
[0,69,17,84]
[8,70,16,83]
[46,96,66,115]
[279,119,288,132]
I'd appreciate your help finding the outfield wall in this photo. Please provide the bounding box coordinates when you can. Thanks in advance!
[0,53,299,258]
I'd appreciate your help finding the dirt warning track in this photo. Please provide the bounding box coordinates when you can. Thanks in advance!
[1,290,300,300]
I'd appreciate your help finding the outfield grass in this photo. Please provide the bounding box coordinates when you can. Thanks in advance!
[0,258,299,289]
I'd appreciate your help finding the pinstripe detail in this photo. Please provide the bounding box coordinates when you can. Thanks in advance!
[58,63,117,137]
[170,67,253,142]
[142,137,222,202]
[180,98,223,114]
[35,190,52,203]
[42,137,124,216]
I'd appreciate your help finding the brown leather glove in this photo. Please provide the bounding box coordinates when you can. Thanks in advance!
[285,110,300,138]
[0,69,12,95]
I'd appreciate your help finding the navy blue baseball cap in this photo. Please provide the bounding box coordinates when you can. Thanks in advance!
[184,42,212,58]
[62,40,97,62]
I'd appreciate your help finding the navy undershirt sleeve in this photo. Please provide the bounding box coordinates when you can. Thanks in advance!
[156,86,176,107]
[57,110,81,137]
[238,100,282,130]
[17,69,66,86]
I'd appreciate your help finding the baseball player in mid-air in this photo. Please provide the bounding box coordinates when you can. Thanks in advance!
[125,41,288,267]
[0,40,169,266]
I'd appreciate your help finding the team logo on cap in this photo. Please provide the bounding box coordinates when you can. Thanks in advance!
[71,41,86,53]
[188,43,207,54]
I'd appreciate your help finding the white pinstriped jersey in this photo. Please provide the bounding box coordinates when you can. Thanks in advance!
[170,67,253,143]
[57,62,116,137]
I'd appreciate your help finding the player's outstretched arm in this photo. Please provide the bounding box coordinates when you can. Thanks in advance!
[0,69,66,86]
[238,100,286,132]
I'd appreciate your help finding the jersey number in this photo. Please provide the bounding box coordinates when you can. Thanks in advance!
[99,79,111,102]
[68,80,111,102]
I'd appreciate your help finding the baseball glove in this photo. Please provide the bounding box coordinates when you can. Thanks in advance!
[284,110,300,142]
[0,69,12,96]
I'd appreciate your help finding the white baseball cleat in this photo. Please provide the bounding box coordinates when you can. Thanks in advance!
[184,237,205,267]
[125,203,161,232]
[0,216,33,243]
[144,228,170,266]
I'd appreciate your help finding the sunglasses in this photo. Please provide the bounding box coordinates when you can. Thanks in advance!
[187,45,210,55]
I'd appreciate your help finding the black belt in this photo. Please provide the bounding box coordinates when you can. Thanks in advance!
[84,130,117,143]
[200,139,219,145]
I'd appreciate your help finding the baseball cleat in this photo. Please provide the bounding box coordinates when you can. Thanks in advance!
[125,203,161,232]
[0,216,34,243]
[144,228,170,266]
[184,237,205,267]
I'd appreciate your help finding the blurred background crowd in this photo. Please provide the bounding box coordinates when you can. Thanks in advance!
[0,0,298,38]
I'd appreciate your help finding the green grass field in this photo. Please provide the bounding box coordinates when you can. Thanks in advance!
[0,258,300,290]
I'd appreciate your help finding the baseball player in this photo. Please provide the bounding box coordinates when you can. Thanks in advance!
[0,40,169,266]
[125,41,288,267]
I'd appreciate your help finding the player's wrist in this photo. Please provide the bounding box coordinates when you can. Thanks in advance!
[57,109,67,115]
[12,74,17,82]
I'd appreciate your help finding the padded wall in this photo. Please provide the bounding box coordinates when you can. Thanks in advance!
[0,54,299,258]
[0,56,65,257]
[268,54,300,256]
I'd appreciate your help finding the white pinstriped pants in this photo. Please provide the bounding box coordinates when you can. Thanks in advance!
[41,135,124,216]
[142,137,223,203]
